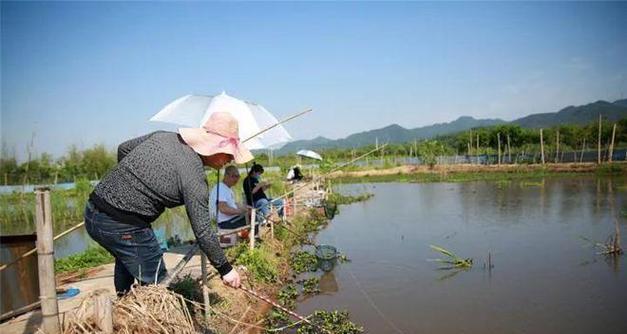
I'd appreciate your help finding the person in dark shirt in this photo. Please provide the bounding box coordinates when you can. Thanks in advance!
[242,163,284,221]
[84,112,252,295]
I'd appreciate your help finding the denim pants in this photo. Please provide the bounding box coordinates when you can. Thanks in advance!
[84,201,166,294]
[255,198,284,220]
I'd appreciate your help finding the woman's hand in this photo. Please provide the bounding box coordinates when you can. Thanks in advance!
[222,268,241,288]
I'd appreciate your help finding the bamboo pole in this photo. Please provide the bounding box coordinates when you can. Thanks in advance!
[201,254,210,322]
[94,295,113,333]
[35,187,60,334]
[497,132,501,165]
[507,134,511,164]
[249,209,256,250]
[269,206,275,239]
[555,130,560,163]
[598,114,602,164]
[580,138,586,163]
[608,123,616,163]
[469,130,473,157]
[476,134,479,164]
[540,129,545,165]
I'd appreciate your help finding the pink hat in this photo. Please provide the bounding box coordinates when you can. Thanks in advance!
[179,112,254,164]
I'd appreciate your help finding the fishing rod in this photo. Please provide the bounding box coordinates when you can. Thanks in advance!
[239,285,331,334]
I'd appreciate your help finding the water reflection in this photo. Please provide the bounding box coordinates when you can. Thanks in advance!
[319,271,338,294]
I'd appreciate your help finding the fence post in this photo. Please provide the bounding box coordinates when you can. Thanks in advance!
[35,187,61,334]
[476,134,479,164]
[249,209,256,250]
[608,123,616,163]
[94,295,113,333]
[200,254,210,322]
[598,114,602,164]
[540,129,545,165]
[555,130,560,163]
[497,132,501,165]
[507,134,511,164]
[580,138,586,163]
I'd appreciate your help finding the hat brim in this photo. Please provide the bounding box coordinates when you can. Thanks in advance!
[179,128,254,164]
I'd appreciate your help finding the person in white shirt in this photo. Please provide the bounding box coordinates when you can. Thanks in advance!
[210,165,248,229]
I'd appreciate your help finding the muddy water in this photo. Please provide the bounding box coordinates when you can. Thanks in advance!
[298,177,626,334]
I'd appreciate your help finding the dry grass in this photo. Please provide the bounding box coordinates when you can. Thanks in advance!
[61,285,195,334]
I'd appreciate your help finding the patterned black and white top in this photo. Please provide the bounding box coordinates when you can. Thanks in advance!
[91,131,232,276]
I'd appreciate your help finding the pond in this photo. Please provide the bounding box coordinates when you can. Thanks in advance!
[298,177,626,334]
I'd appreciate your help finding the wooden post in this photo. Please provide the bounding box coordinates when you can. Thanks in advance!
[476,133,479,164]
[555,130,560,163]
[507,134,511,164]
[598,114,602,164]
[497,132,501,165]
[580,138,586,163]
[540,129,545,165]
[94,295,113,333]
[608,123,616,163]
[4,173,7,186]
[269,206,275,239]
[466,142,471,162]
[249,209,256,249]
[35,188,60,334]
[200,254,210,322]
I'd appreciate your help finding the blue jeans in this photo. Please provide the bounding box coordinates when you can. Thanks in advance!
[84,201,166,294]
[255,198,284,221]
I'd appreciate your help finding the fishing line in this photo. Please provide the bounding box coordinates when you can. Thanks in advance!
[346,268,406,334]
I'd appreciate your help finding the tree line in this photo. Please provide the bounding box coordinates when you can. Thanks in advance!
[2,118,625,186]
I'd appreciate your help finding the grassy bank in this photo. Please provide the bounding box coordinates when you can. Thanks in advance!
[329,162,626,184]
[55,246,114,276]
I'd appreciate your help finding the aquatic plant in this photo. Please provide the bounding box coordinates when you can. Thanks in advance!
[301,277,320,295]
[428,245,473,269]
[297,310,363,334]
[580,233,622,256]
[277,284,298,309]
[291,251,319,274]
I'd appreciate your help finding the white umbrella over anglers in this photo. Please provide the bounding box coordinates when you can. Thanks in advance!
[297,149,323,161]
[150,92,293,150]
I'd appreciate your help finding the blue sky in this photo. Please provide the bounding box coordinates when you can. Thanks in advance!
[2,1,627,160]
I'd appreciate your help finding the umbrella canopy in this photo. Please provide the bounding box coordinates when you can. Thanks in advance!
[150,92,292,150]
[297,149,323,161]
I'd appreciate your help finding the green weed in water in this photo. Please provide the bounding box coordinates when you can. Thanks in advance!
[428,245,473,269]
[297,310,363,334]
[277,284,298,309]
[291,251,319,274]
[301,277,320,295]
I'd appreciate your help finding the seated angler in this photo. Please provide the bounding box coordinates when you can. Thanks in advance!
[243,162,284,223]
[210,165,256,246]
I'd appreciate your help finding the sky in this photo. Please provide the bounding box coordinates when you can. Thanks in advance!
[2,1,627,161]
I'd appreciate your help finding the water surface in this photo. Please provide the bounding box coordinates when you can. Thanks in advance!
[298,177,626,334]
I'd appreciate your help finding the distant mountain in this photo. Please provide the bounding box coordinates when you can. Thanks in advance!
[512,100,627,128]
[612,98,627,107]
[274,116,505,154]
[272,99,627,155]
